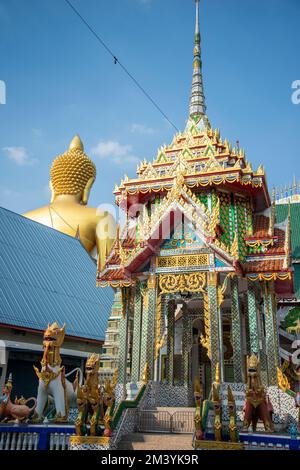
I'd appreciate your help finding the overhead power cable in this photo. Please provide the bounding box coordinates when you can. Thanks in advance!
[64,0,179,133]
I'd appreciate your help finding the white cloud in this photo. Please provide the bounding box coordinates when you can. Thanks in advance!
[131,123,155,135]
[2,146,36,166]
[91,140,139,165]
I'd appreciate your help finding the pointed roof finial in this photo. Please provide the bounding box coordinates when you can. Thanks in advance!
[189,0,207,119]
[69,134,84,151]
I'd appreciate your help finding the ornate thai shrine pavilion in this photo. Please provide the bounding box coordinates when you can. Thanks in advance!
[97,0,293,402]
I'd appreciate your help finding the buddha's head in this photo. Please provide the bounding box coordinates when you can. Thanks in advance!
[50,135,96,205]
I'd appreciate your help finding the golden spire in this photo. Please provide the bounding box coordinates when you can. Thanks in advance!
[189,0,206,119]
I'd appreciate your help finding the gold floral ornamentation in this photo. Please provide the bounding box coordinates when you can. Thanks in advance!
[200,293,211,359]
[97,280,135,288]
[217,273,234,308]
[245,239,274,249]
[157,254,209,269]
[154,296,162,360]
[231,233,239,259]
[69,436,111,446]
[247,272,291,282]
[159,272,206,295]
[277,367,291,393]
[33,366,62,389]
[208,198,220,235]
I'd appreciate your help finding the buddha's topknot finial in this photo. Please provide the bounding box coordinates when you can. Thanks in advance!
[69,134,84,151]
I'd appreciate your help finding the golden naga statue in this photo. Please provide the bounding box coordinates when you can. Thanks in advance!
[194,379,204,441]
[24,135,116,268]
[212,384,222,441]
[227,386,238,443]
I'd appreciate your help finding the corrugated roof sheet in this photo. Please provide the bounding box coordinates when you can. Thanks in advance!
[0,207,113,341]
[276,203,300,260]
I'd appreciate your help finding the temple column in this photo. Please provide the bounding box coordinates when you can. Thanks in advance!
[154,294,167,382]
[231,276,244,382]
[131,284,142,382]
[207,273,223,382]
[257,287,268,386]
[182,302,190,386]
[166,299,176,385]
[118,288,131,398]
[246,281,259,355]
[263,281,279,385]
[139,275,157,381]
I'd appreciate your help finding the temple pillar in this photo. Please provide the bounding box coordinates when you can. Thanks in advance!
[263,281,279,385]
[207,273,223,382]
[154,294,167,382]
[166,299,176,385]
[256,287,268,386]
[231,276,244,382]
[131,284,143,382]
[182,302,190,386]
[118,288,131,397]
[246,281,259,355]
[139,275,157,381]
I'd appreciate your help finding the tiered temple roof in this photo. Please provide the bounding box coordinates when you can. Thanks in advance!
[97,0,292,296]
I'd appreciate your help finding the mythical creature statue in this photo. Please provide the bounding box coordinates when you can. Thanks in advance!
[76,353,102,437]
[278,359,300,394]
[0,374,36,423]
[227,386,238,442]
[102,370,118,437]
[212,384,222,441]
[243,354,274,432]
[75,356,117,437]
[32,322,81,423]
[194,379,204,441]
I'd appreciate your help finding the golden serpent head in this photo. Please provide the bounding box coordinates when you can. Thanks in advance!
[50,135,96,204]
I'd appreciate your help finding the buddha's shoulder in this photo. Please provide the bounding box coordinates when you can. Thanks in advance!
[23,206,52,221]
[80,206,116,227]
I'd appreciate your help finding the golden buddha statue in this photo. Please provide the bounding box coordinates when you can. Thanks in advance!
[24,135,116,268]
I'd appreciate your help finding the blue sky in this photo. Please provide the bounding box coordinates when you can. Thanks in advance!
[0,0,299,213]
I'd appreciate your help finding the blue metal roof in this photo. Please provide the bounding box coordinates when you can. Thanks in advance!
[0,206,113,341]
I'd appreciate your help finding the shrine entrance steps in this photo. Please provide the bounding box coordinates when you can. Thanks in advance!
[137,407,195,434]
[117,407,195,450]
[117,433,193,451]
